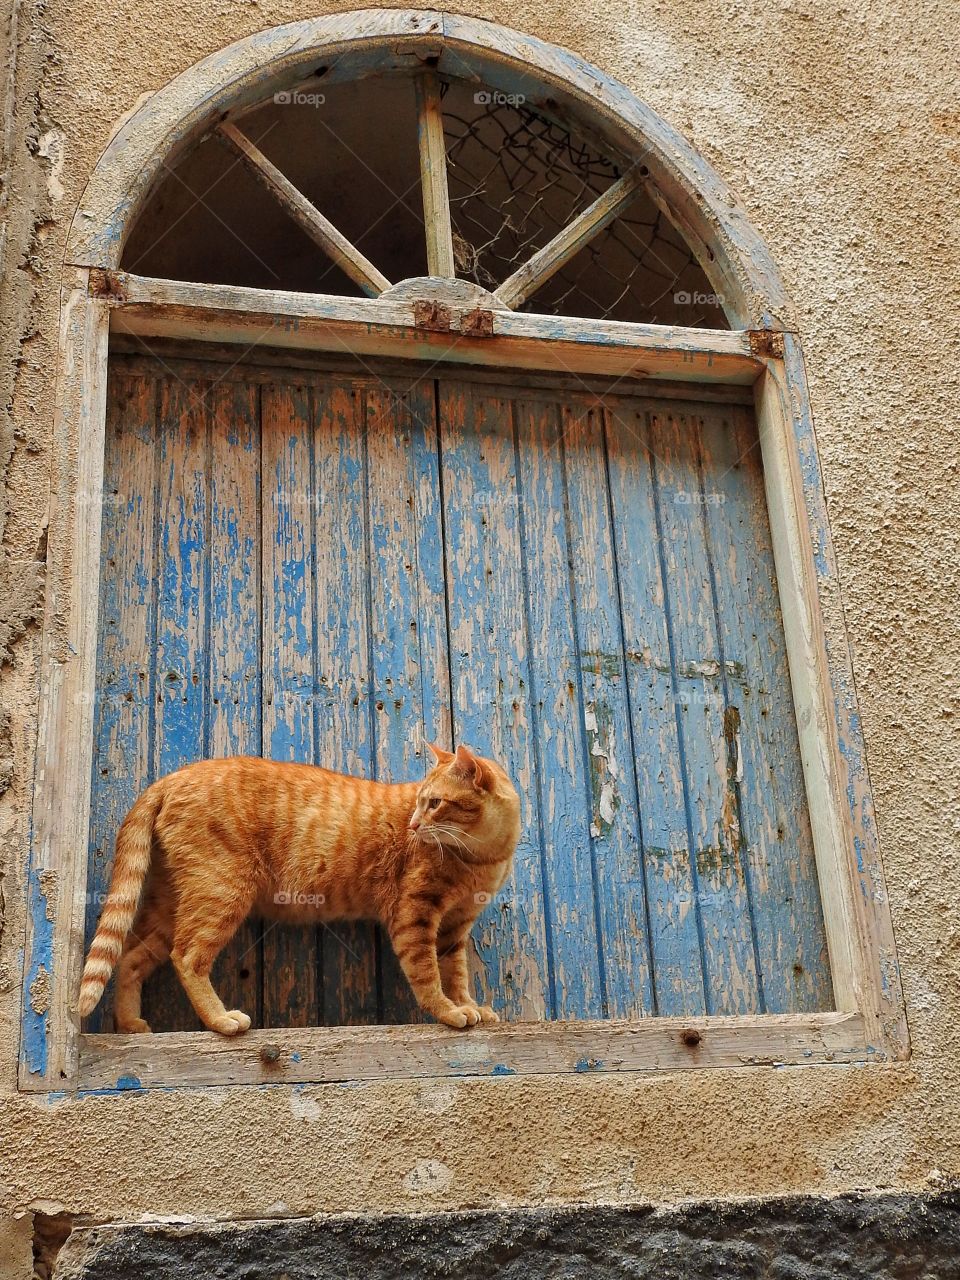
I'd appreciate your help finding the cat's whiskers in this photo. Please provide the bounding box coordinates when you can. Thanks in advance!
[425,830,445,865]
[426,823,477,867]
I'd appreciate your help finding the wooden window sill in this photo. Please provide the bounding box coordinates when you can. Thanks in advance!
[76,1011,871,1092]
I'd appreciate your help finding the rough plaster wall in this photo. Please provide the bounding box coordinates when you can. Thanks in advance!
[0,0,58,1105]
[0,0,958,1259]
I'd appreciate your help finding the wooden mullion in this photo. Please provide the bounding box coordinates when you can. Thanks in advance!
[414,72,456,277]
[216,123,391,298]
[495,169,644,310]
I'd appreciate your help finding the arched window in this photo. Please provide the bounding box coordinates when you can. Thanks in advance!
[21,12,906,1091]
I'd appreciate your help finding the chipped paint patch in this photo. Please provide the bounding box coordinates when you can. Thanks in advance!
[37,127,66,202]
[38,869,58,922]
[29,963,51,1015]
[403,1159,453,1196]
[418,1082,460,1114]
[289,1092,321,1122]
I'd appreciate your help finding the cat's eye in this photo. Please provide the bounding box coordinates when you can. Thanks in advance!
[427,797,442,810]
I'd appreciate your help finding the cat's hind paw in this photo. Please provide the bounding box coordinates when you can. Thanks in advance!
[115,1017,151,1034]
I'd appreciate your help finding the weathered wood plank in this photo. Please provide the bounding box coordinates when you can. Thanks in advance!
[85,372,158,1033]
[77,1009,868,1090]
[364,379,445,1022]
[511,397,605,1018]
[144,374,212,1031]
[414,73,456,278]
[496,169,643,309]
[106,273,761,384]
[20,277,110,1089]
[312,381,380,1023]
[604,402,707,1015]
[216,124,392,298]
[207,379,263,1024]
[646,405,761,1014]
[438,381,552,1019]
[559,403,656,1018]
[109,343,755,407]
[754,359,864,1017]
[261,382,322,1026]
[759,340,906,1053]
[699,408,832,1012]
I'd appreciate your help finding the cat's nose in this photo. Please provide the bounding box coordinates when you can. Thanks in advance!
[408,816,420,831]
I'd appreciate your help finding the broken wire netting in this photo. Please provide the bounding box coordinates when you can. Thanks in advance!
[440,79,727,328]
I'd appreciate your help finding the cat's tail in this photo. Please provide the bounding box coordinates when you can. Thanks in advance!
[77,780,164,1017]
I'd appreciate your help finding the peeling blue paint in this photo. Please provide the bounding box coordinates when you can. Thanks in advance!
[77,1082,146,1098]
[21,865,54,1078]
[76,352,862,1045]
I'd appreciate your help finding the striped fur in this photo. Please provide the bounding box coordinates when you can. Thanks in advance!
[78,783,163,1018]
[79,742,521,1036]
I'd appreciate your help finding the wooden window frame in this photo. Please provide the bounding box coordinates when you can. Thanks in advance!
[19,11,908,1092]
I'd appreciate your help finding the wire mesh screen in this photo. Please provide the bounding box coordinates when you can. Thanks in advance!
[441,79,728,328]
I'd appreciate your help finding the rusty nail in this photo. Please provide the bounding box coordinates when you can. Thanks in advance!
[680,1028,702,1048]
[259,1043,282,1064]
[88,268,127,302]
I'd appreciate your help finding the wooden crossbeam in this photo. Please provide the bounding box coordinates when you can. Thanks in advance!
[495,169,644,310]
[103,272,763,385]
[216,122,392,298]
[414,73,456,278]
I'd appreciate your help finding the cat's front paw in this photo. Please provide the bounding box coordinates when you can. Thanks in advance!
[475,1004,499,1024]
[437,1004,482,1029]
[210,1009,252,1036]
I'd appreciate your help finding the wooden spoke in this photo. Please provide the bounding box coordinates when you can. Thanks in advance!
[495,169,645,310]
[414,72,456,278]
[216,122,392,298]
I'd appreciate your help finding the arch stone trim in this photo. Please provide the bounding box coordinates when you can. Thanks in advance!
[67,8,792,329]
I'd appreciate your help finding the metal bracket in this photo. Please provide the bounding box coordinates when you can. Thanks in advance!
[460,307,495,337]
[413,300,454,332]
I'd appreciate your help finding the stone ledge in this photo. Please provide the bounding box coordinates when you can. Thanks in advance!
[54,1190,960,1280]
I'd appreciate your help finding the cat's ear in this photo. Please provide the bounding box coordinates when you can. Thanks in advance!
[453,743,492,792]
[425,740,455,765]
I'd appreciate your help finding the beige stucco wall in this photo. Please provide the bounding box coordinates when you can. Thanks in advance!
[1,0,958,1266]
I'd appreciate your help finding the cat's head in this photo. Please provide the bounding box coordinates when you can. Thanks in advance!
[407,742,521,863]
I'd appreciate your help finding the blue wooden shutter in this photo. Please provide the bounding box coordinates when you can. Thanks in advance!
[87,352,832,1031]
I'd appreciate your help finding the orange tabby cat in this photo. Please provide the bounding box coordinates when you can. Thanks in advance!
[78,742,521,1036]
